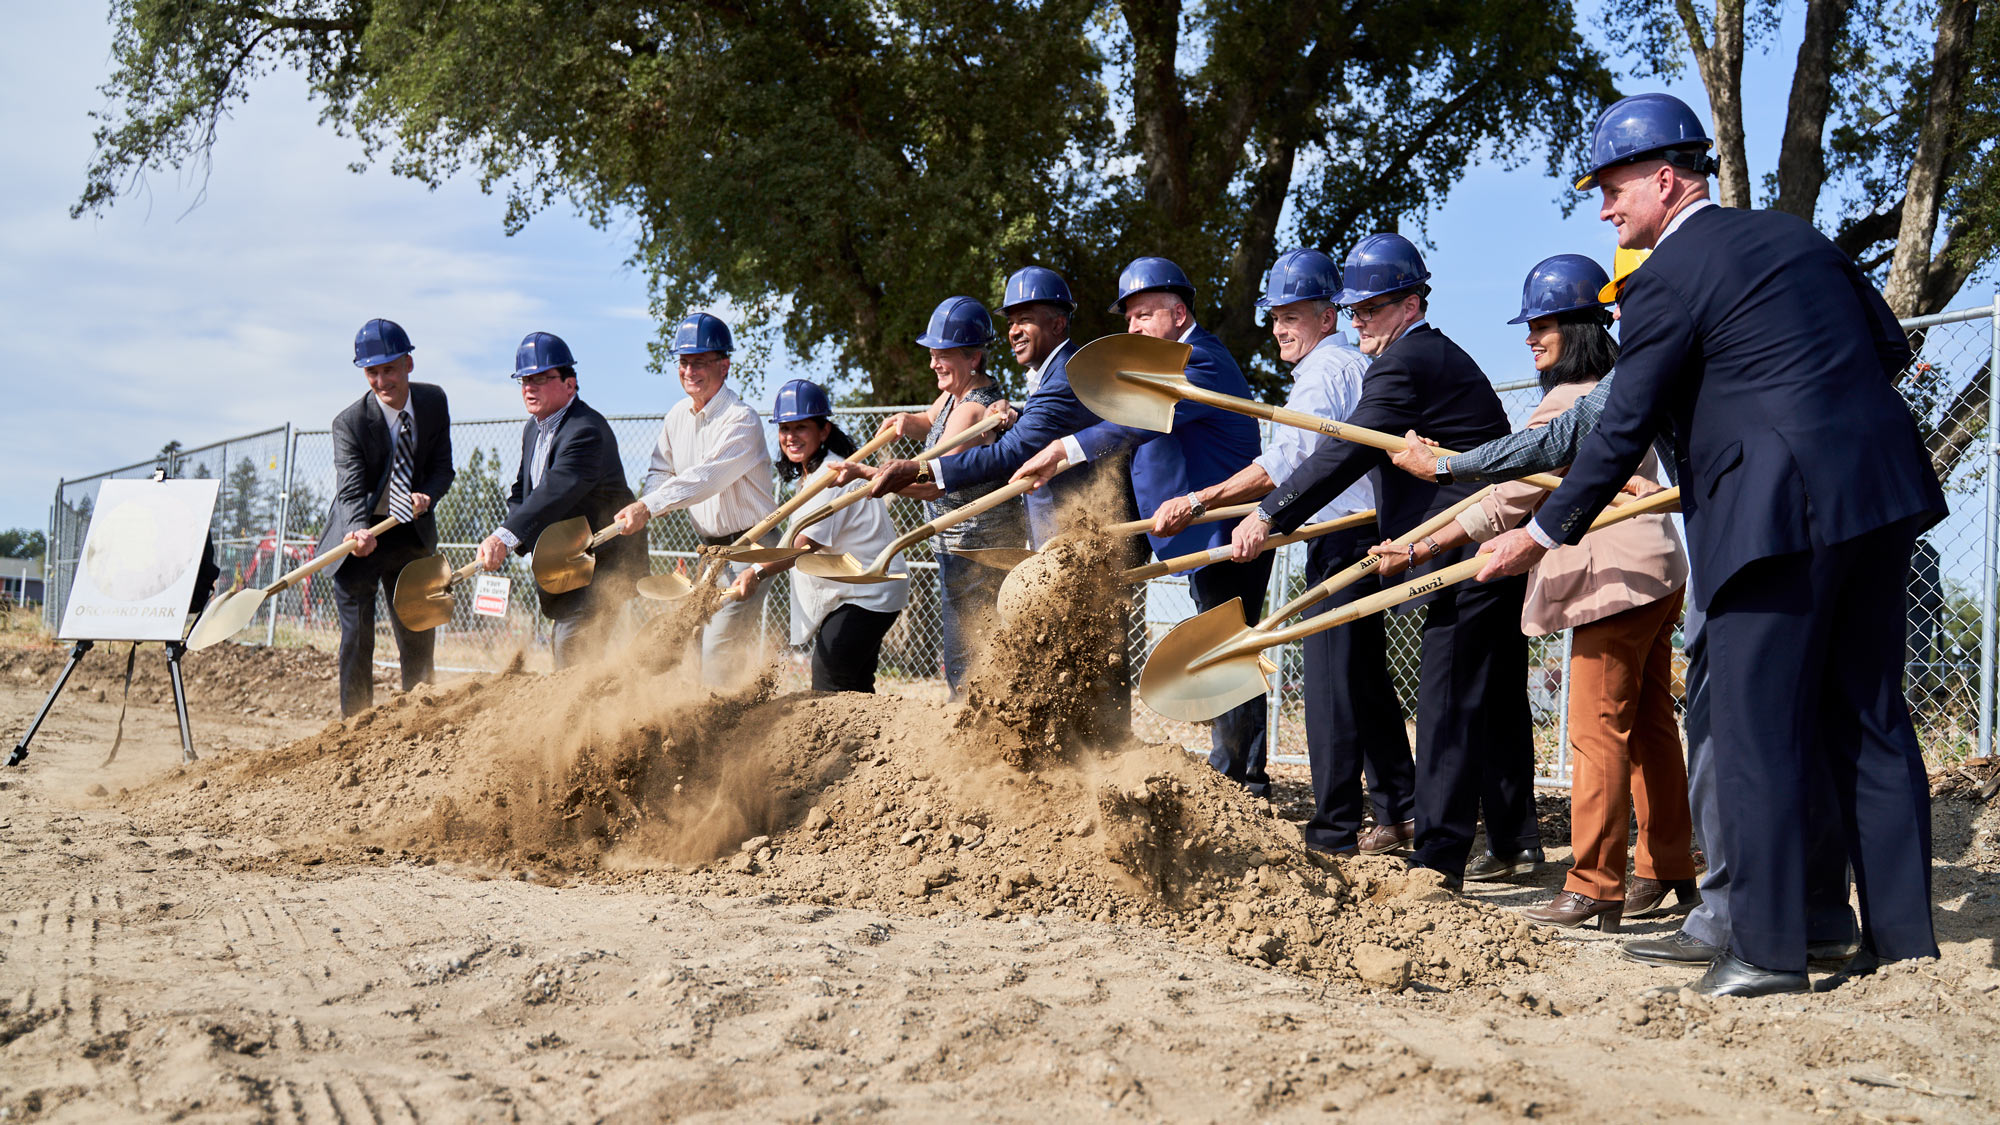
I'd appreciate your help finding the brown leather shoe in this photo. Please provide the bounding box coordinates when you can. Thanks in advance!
[1357,819,1415,855]
[1625,876,1700,919]
[1521,890,1623,932]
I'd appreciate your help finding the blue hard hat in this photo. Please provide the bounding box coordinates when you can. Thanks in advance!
[1108,256,1197,313]
[1255,249,1341,309]
[771,378,833,424]
[513,331,576,379]
[672,312,733,355]
[1333,234,1430,306]
[914,296,993,350]
[1000,266,1077,314]
[353,319,414,368]
[1508,254,1613,324]
[1575,93,1717,191]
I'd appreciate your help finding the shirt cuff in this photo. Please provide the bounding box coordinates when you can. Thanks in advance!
[1435,456,1453,484]
[1060,434,1089,466]
[929,462,949,492]
[1525,517,1560,550]
[493,526,521,550]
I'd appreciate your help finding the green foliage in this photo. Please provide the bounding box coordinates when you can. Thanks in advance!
[80,0,1612,401]
[433,446,508,544]
[0,529,47,559]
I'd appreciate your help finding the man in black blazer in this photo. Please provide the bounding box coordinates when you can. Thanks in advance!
[1481,93,1947,995]
[321,318,455,715]
[1233,234,1539,886]
[476,332,646,668]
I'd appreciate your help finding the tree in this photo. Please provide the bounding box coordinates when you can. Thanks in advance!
[220,455,268,539]
[1600,0,2000,478]
[77,0,1612,402]
[432,446,507,545]
[0,529,47,559]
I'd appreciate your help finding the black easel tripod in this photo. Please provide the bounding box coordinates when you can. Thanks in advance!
[7,637,196,767]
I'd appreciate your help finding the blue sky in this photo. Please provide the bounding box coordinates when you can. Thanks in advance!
[6,3,1993,544]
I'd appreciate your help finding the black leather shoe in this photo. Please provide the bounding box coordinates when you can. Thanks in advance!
[1621,929,1720,966]
[1674,952,1809,998]
[1465,848,1545,882]
[1625,876,1700,919]
[1813,947,1883,992]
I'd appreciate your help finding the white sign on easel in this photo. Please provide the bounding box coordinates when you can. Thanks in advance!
[59,478,221,642]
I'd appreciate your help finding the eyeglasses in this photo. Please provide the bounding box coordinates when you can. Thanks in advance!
[1343,298,1402,322]
[514,373,567,387]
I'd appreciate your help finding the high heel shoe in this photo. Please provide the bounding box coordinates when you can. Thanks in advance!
[1625,876,1700,919]
[1521,890,1624,932]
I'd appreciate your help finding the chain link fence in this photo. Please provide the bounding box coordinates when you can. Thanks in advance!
[46,306,2000,775]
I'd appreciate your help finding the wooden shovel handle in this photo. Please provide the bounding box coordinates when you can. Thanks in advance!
[734,426,904,549]
[790,414,1007,540]
[1107,501,1262,539]
[1227,487,1683,659]
[1121,510,1377,583]
[1255,487,1496,628]
[872,460,1064,569]
[271,516,401,593]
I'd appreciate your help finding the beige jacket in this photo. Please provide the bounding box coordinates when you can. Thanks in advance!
[1457,378,1689,636]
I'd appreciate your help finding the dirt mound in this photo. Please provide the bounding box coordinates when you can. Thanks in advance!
[0,639,345,719]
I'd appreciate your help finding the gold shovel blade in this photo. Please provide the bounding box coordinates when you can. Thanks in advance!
[391,554,456,632]
[1137,598,1273,722]
[792,551,907,585]
[1066,334,1193,433]
[531,515,596,595]
[952,546,1038,572]
[185,587,268,651]
[636,572,696,601]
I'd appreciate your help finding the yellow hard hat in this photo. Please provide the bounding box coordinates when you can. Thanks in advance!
[1599,247,1652,302]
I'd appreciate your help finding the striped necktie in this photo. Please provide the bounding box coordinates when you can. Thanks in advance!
[388,411,415,523]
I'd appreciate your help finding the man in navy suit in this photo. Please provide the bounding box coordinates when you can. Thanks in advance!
[1014,257,1270,795]
[476,332,647,669]
[1232,235,1539,884]
[1479,93,1947,995]
[847,266,1132,547]
[321,318,455,715]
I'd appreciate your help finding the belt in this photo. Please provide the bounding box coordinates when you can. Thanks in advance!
[696,528,781,547]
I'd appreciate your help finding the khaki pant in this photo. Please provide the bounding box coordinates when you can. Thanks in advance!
[1563,589,1696,900]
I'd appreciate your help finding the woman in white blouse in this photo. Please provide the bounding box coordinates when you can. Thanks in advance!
[731,380,909,692]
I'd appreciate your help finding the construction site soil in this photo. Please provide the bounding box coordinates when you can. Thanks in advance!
[3,545,1998,1121]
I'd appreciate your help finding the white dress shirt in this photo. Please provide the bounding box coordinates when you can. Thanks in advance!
[785,454,909,643]
[371,394,416,516]
[1254,331,1375,520]
[638,384,777,538]
[1526,198,1718,549]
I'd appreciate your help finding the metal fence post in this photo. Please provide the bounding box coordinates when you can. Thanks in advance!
[266,422,293,647]
[1979,296,2000,762]
[44,479,61,631]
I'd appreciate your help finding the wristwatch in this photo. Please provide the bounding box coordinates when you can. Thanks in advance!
[1185,492,1207,519]
[1434,456,1454,485]
[912,462,934,485]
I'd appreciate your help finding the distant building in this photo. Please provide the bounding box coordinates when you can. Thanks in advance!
[0,557,45,607]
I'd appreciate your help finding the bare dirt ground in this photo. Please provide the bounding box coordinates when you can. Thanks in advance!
[2,628,1998,1123]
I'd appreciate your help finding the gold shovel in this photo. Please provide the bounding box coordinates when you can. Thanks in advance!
[187,516,402,650]
[793,459,1066,585]
[531,519,624,595]
[1137,487,1682,722]
[953,501,1264,572]
[1064,333,1581,495]
[636,413,1008,600]
[391,556,484,632]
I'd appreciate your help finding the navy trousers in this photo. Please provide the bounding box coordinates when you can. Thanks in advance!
[1704,520,1937,972]
[1298,525,1415,850]
[1680,603,1857,951]
[1187,552,1276,797]
[1408,566,1538,878]
[332,529,434,716]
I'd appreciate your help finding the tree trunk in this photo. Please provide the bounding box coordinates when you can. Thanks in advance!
[1772,0,1849,218]
[1212,131,1298,392]
[1673,0,1750,208]
[1118,0,1194,225]
[1883,0,1977,317]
